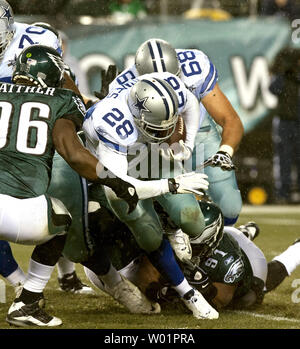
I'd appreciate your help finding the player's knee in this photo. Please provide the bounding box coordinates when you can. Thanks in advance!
[32,234,67,266]
[49,197,72,234]
[178,205,205,237]
[218,188,242,221]
[128,220,163,253]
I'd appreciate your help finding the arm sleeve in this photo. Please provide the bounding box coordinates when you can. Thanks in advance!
[181,90,201,150]
[97,143,169,200]
[198,58,218,100]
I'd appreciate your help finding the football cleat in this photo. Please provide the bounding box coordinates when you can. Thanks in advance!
[6,299,62,327]
[265,260,288,293]
[237,221,260,241]
[58,271,95,295]
[167,229,192,262]
[103,274,161,314]
[182,289,219,320]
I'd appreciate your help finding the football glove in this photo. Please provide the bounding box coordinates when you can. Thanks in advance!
[181,260,217,302]
[94,64,118,100]
[181,260,210,290]
[99,177,138,214]
[160,140,192,162]
[168,172,209,195]
[208,151,236,171]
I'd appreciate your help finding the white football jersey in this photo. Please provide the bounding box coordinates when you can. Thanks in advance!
[84,72,200,199]
[84,72,188,157]
[109,48,218,128]
[0,22,62,83]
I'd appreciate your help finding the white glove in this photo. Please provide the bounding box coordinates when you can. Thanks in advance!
[168,172,209,195]
[160,140,192,162]
[208,151,236,171]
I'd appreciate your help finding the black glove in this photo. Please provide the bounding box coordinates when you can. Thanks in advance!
[208,151,236,171]
[181,259,217,302]
[94,64,118,100]
[99,177,138,214]
[181,260,210,289]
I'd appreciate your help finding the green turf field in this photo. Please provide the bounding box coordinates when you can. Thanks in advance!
[0,205,299,330]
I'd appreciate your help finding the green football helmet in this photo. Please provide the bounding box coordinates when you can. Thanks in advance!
[190,200,224,259]
[12,44,65,88]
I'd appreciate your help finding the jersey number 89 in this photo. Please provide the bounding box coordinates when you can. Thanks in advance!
[177,51,202,77]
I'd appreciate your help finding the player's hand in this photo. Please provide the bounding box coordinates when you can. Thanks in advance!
[94,64,118,100]
[168,172,209,195]
[207,151,236,171]
[181,260,211,291]
[100,177,138,213]
[160,140,192,162]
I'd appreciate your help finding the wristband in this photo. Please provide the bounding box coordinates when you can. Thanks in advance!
[168,178,179,194]
[219,144,234,158]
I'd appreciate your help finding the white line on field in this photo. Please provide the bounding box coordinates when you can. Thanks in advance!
[230,310,300,323]
[253,218,300,225]
[241,205,300,214]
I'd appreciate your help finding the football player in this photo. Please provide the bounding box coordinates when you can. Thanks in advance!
[29,21,95,295]
[265,238,300,293]
[84,200,267,311]
[108,38,244,229]
[0,44,139,326]
[47,140,161,317]
[82,72,219,320]
[0,2,92,297]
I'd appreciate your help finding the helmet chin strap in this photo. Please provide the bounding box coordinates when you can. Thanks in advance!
[37,76,47,88]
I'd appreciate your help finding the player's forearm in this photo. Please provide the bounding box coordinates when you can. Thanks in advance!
[219,115,244,154]
[53,119,103,182]
[64,147,102,182]
[118,174,169,200]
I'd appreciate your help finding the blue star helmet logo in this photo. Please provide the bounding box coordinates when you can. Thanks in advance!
[134,93,150,118]
[0,6,13,24]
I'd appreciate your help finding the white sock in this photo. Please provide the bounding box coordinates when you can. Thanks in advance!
[172,278,192,297]
[99,264,122,288]
[24,259,55,293]
[274,242,300,275]
[57,256,76,278]
[6,267,26,286]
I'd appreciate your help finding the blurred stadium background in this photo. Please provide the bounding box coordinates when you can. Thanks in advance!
[10,0,300,206]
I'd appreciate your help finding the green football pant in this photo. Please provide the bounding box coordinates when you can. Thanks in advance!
[104,187,205,254]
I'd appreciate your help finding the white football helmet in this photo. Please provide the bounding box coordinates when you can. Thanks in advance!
[0,0,14,61]
[135,38,180,76]
[128,77,179,143]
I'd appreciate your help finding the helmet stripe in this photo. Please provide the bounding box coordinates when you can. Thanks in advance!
[142,79,170,120]
[154,79,177,117]
[156,42,167,72]
[147,41,158,72]
[147,40,166,73]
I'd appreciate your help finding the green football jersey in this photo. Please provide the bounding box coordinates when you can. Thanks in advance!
[200,232,253,298]
[0,83,86,198]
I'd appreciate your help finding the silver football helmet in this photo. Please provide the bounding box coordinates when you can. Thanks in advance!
[0,0,15,61]
[135,38,180,76]
[128,77,179,143]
